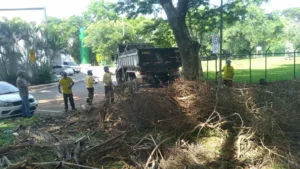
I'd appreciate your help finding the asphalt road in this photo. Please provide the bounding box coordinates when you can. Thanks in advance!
[30,73,107,113]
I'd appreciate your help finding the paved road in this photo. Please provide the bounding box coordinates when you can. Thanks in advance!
[30,73,108,113]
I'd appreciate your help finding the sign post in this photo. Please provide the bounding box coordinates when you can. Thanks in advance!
[212,35,219,54]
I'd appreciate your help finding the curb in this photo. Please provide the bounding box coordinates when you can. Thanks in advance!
[29,82,57,89]
[29,79,85,90]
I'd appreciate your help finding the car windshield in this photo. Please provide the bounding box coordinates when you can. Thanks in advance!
[52,66,62,69]
[0,82,19,95]
[67,62,77,66]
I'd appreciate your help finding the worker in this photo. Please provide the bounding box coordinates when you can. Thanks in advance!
[86,70,97,105]
[58,72,76,111]
[16,70,32,118]
[102,66,115,103]
[222,60,235,87]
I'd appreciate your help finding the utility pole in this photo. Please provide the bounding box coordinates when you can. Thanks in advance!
[122,16,125,37]
[219,0,224,85]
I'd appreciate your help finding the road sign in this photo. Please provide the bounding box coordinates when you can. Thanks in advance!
[29,49,36,62]
[212,35,219,54]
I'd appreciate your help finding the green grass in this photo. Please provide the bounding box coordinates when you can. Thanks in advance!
[202,56,300,83]
[0,115,40,147]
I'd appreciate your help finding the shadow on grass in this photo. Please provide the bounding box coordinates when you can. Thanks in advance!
[204,64,300,84]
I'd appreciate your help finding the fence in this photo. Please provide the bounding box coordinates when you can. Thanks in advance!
[201,48,300,84]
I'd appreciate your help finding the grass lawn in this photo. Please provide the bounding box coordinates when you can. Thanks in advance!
[0,115,40,147]
[202,56,300,84]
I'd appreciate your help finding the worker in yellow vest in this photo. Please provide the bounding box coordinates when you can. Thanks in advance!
[222,60,235,87]
[58,72,76,111]
[102,66,115,103]
[86,70,97,105]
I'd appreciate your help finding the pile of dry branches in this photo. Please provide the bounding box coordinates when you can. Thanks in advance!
[1,79,300,168]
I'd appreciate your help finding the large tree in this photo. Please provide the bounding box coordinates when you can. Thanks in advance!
[223,5,285,54]
[117,0,207,80]
[84,19,135,63]
[116,0,266,80]
[282,8,300,48]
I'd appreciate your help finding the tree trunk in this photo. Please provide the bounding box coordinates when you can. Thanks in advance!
[160,0,203,80]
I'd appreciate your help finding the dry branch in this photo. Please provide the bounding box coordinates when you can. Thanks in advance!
[144,137,171,169]
[33,161,100,169]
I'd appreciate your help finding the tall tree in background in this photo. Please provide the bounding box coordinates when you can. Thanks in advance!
[84,19,135,63]
[283,8,300,48]
[138,18,176,48]
[84,0,119,22]
[223,5,285,54]
[0,18,30,77]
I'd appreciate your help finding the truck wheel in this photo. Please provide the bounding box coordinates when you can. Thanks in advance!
[151,79,159,88]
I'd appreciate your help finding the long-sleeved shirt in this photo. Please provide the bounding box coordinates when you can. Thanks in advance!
[103,72,114,86]
[16,77,29,97]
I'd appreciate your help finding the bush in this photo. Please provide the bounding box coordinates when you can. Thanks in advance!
[0,73,18,86]
[35,64,55,85]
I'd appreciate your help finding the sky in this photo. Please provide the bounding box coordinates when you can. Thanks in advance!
[0,0,299,23]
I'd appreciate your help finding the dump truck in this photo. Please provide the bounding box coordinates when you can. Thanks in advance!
[114,43,181,88]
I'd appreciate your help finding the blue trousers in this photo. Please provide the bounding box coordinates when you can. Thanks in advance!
[21,96,31,117]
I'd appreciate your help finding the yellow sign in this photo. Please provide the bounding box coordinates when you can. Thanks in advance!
[29,49,36,62]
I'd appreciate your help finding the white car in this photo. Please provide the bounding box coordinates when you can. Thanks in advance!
[52,65,74,76]
[0,81,38,118]
[63,61,81,73]
[54,74,62,82]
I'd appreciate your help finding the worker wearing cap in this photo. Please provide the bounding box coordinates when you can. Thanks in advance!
[58,72,76,111]
[222,60,235,87]
[16,70,32,117]
[102,66,115,103]
[86,70,97,105]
